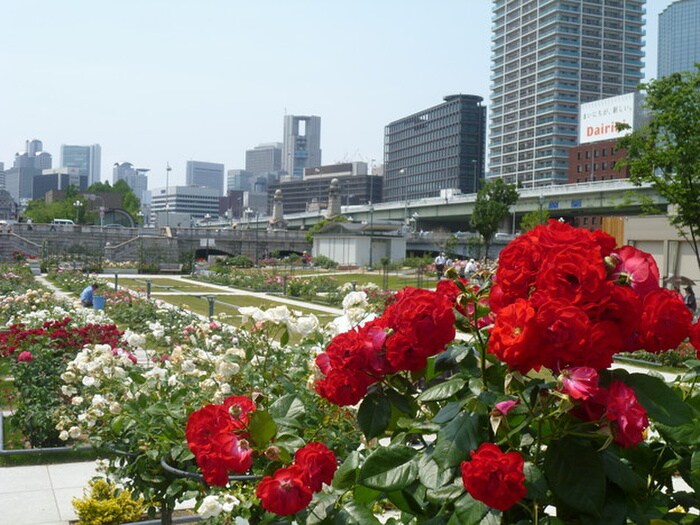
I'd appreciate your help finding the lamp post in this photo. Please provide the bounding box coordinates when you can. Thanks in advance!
[367,203,374,271]
[165,163,172,227]
[73,200,83,223]
[204,213,211,262]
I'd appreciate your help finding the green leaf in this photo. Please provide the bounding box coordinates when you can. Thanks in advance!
[357,391,391,440]
[387,483,426,515]
[353,484,382,504]
[269,394,305,419]
[432,401,464,424]
[357,445,418,491]
[601,449,645,494]
[418,378,467,402]
[333,450,360,490]
[418,454,454,490]
[342,501,383,525]
[544,437,605,516]
[449,493,489,525]
[433,413,480,469]
[625,373,696,426]
[247,410,277,447]
[280,329,289,347]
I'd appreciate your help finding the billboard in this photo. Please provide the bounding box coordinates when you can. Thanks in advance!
[579,93,644,145]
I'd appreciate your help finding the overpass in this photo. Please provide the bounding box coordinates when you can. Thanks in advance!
[284,179,665,232]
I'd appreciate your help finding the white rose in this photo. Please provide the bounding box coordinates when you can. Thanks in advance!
[198,495,223,519]
[82,376,96,387]
[68,426,82,440]
[59,430,69,441]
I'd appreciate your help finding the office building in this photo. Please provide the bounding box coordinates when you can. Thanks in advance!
[186,161,225,195]
[270,162,382,215]
[33,168,87,200]
[0,162,4,189]
[246,143,283,176]
[151,185,221,225]
[282,115,322,179]
[60,144,101,186]
[488,0,645,188]
[5,140,53,202]
[383,95,486,203]
[658,0,700,77]
[112,162,149,204]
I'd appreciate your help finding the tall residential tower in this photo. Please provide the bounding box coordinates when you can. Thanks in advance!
[488,0,645,188]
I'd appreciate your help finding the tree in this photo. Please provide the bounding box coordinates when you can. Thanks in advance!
[616,65,700,271]
[470,178,518,257]
[520,208,550,232]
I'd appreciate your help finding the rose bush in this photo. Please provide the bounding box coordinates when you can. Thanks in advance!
[185,221,700,524]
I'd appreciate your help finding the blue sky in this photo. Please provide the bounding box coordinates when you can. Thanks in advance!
[0,1,671,189]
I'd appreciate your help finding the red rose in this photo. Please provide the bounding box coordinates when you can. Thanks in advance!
[560,367,599,400]
[534,246,607,307]
[690,322,700,355]
[637,288,692,353]
[383,287,455,365]
[612,245,660,300]
[460,443,526,512]
[222,395,256,431]
[16,351,33,362]
[294,442,337,492]
[494,235,544,310]
[186,404,234,456]
[605,381,649,447]
[534,299,590,370]
[488,298,542,373]
[584,321,626,370]
[315,368,374,406]
[385,330,431,372]
[256,464,313,515]
[324,318,391,377]
[586,283,642,350]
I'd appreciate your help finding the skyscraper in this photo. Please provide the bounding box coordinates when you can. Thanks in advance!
[658,0,700,78]
[383,95,486,202]
[282,115,321,179]
[245,143,283,176]
[60,144,101,187]
[488,0,645,188]
[186,161,225,195]
[5,139,53,202]
[113,162,149,204]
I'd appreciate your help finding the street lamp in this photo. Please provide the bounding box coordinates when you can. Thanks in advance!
[99,206,106,228]
[165,163,172,227]
[367,203,375,271]
[204,213,211,261]
[73,200,83,223]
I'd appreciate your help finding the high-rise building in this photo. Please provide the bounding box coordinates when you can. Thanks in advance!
[383,95,486,203]
[246,143,283,176]
[113,162,149,204]
[488,0,645,188]
[186,161,225,195]
[282,115,321,179]
[658,0,700,77]
[5,140,53,202]
[60,144,101,186]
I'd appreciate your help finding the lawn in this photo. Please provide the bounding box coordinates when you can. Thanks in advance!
[154,293,338,327]
[118,277,227,293]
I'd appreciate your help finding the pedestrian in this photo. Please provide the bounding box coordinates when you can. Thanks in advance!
[434,252,446,280]
[80,283,99,307]
[465,258,478,277]
[683,285,696,315]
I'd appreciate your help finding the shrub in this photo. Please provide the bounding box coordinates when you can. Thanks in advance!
[311,255,338,269]
[72,479,145,525]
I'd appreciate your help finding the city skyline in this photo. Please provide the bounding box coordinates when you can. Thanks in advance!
[1,1,672,190]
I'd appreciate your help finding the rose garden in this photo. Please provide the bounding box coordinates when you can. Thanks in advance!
[1,221,699,524]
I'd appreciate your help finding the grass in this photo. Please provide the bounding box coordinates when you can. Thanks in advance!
[118,277,224,293]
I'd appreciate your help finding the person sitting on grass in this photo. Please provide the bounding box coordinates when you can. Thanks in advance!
[80,283,99,307]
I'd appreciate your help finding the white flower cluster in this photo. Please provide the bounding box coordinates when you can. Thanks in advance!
[238,305,320,338]
[197,494,243,520]
[325,290,376,337]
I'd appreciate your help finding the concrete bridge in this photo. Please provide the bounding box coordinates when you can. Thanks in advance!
[0,224,313,265]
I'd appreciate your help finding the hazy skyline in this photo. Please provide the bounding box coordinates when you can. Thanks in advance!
[1,1,672,190]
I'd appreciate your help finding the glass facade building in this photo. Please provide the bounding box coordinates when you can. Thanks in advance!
[186,161,225,196]
[658,0,700,78]
[60,144,101,186]
[282,115,322,180]
[488,0,645,188]
[383,94,486,203]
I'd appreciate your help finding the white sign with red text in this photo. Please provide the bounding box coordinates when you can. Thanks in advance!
[579,93,644,145]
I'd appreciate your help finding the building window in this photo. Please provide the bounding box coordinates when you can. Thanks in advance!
[602,148,607,156]
[577,152,581,160]
[585,151,591,159]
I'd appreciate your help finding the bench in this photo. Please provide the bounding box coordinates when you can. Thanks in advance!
[158,263,184,274]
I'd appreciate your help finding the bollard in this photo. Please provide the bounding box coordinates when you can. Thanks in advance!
[207,296,216,320]
[114,273,119,291]
[146,279,152,299]
[351,280,357,291]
